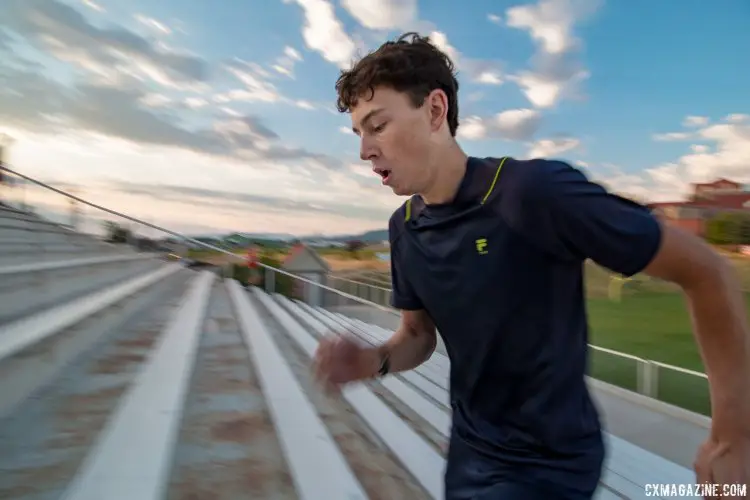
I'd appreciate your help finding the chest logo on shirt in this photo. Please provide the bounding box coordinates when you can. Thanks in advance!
[475,238,488,255]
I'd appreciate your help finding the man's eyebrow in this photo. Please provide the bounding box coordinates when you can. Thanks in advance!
[353,108,385,134]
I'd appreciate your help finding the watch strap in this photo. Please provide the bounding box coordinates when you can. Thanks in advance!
[377,348,390,377]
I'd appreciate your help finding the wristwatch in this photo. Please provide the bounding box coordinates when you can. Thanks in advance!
[377,348,390,377]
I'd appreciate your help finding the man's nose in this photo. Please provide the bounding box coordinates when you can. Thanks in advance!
[359,136,378,162]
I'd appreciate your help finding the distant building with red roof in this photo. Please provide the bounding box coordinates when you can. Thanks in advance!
[647,178,750,237]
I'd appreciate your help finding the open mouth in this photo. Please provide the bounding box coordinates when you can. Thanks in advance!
[374,168,391,184]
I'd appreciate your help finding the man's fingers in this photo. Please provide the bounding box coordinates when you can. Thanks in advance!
[695,443,714,489]
[312,341,330,381]
[313,337,338,386]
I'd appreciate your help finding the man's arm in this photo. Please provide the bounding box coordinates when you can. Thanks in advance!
[643,224,750,434]
[367,309,437,375]
[505,159,750,427]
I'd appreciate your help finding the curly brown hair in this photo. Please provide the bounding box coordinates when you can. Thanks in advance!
[335,32,460,137]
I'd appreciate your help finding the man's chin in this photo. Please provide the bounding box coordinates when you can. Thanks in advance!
[391,185,409,196]
[387,181,415,197]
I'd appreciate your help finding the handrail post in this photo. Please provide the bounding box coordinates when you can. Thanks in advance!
[637,360,659,398]
[265,267,275,294]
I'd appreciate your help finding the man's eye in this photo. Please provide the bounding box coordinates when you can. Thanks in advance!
[373,122,386,133]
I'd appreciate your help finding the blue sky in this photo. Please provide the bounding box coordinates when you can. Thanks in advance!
[1,0,748,236]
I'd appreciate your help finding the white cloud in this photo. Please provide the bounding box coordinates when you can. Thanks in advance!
[726,113,749,124]
[134,14,172,35]
[674,120,750,182]
[457,117,487,141]
[140,93,172,107]
[682,115,709,128]
[527,136,581,158]
[509,65,588,109]
[220,107,242,117]
[340,0,418,30]
[291,0,357,69]
[294,99,316,110]
[185,97,208,109]
[505,0,600,108]
[338,126,354,135]
[652,131,692,141]
[273,46,304,78]
[458,108,541,141]
[221,62,282,103]
[603,113,750,202]
[81,0,103,12]
[428,31,460,65]
[589,164,653,202]
[429,31,504,86]
[2,126,397,235]
[506,0,594,54]
[2,0,208,90]
[475,72,503,85]
[334,2,504,87]
[487,14,503,25]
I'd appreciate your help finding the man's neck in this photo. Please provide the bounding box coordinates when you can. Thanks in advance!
[420,144,468,205]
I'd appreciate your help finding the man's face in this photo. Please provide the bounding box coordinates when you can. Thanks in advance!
[350,87,437,197]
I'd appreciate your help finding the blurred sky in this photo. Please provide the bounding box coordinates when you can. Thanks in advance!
[1,0,748,236]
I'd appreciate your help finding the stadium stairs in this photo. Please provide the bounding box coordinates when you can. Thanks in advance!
[0,204,697,500]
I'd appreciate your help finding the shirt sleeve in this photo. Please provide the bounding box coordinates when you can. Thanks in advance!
[388,212,424,310]
[501,159,663,277]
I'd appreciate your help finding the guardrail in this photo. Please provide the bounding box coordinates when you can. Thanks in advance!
[0,163,711,417]
[327,274,711,416]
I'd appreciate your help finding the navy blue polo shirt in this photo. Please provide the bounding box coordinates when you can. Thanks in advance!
[388,156,662,498]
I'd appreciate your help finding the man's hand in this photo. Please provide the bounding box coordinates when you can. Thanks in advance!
[312,309,436,395]
[694,432,750,499]
[312,334,379,394]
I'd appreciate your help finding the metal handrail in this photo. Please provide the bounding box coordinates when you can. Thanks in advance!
[0,164,398,315]
[330,270,710,380]
[328,274,392,291]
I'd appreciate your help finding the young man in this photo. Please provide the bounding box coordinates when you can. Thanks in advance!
[313,33,750,499]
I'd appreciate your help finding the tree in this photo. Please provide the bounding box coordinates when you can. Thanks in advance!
[738,214,750,245]
[102,221,132,243]
[346,239,366,259]
[705,213,750,245]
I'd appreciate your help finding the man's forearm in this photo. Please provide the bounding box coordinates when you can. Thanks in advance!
[373,326,437,375]
[684,259,750,433]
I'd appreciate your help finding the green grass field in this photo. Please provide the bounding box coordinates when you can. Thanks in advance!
[586,292,750,416]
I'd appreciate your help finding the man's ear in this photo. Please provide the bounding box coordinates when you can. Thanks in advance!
[426,89,448,133]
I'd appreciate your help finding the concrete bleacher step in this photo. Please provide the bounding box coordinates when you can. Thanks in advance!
[0,207,124,261]
[0,246,694,500]
[0,273,430,499]
[0,254,162,324]
[0,240,127,266]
